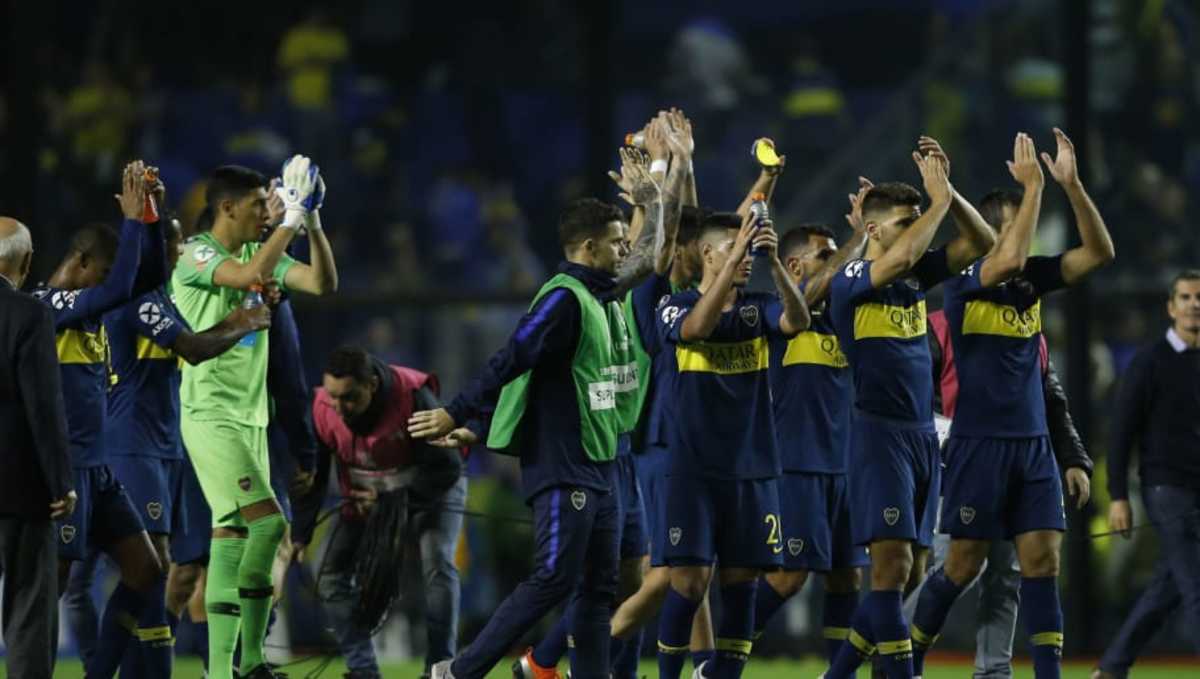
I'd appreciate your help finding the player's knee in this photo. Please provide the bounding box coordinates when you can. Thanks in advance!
[870,545,913,588]
[1020,546,1060,577]
[825,567,862,594]
[945,555,985,586]
[669,568,711,601]
[618,558,644,600]
[127,553,166,592]
[250,512,288,543]
[166,564,200,610]
[766,570,808,598]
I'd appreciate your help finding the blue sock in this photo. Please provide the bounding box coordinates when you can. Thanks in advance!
[92,582,147,678]
[195,620,209,670]
[751,577,788,636]
[657,588,701,679]
[613,629,641,679]
[710,580,757,679]
[822,591,859,663]
[137,576,174,679]
[825,593,877,679]
[869,591,913,679]
[692,649,715,668]
[910,569,963,675]
[1021,577,1063,679]
[533,603,572,668]
[569,590,611,679]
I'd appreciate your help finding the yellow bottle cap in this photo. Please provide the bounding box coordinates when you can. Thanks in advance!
[752,138,782,167]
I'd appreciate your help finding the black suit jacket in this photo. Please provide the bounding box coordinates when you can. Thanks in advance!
[0,276,72,519]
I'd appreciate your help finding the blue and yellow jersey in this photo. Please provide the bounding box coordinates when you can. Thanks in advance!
[658,288,787,480]
[943,254,1066,438]
[829,248,952,424]
[769,294,851,474]
[627,274,675,451]
[104,289,188,460]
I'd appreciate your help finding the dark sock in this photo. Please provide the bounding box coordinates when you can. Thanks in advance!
[822,591,859,663]
[751,577,789,636]
[1021,576,1063,679]
[710,580,757,679]
[869,591,913,679]
[569,591,612,679]
[825,593,877,679]
[92,582,146,678]
[909,569,963,675]
[657,588,701,679]
[692,649,715,669]
[533,603,572,668]
[613,629,641,679]
[137,576,175,679]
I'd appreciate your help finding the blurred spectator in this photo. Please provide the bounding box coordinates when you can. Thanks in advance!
[277,9,350,113]
[56,63,134,180]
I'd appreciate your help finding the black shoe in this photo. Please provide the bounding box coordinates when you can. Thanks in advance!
[240,664,289,679]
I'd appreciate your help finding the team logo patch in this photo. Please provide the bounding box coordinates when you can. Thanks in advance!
[570,490,587,511]
[669,527,682,546]
[844,260,864,278]
[138,302,162,326]
[657,294,671,309]
[901,276,921,290]
[238,476,252,491]
[959,506,976,525]
[787,538,804,556]
[51,290,79,310]
[739,305,760,327]
[883,507,901,526]
[661,305,681,326]
[193,245,217,263]
[60,524,77,544]
[146,502,163,521]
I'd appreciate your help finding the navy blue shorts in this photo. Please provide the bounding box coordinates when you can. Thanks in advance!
[268,423,294,522]
[56,465,146,561]
[635,446,669,567]
[108,456,186,536]
[847,414,940,548]
[615,454,648,560]
[662,475,783,569]
[940,435,1066,539]
[778,472,869,572]
[171,454,212,565]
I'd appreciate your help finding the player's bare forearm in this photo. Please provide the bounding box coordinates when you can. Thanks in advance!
[305,221,339,294]
[870,196,951,288]
[680,263,738,342]
[1059,181,1115,284]
[771,258,810,335]
[655,159,689,275]
[736,170,778,218]
[684,163,699,207]
[625,205,646,249]
[945,191,997,272]
[983,183,1043,285]
[174,323,248,365]
[805,230,867,306]
[614,197,663,296]
[215,226,297,290]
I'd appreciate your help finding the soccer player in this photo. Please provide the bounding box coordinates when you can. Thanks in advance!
[410,173,668,679]
[172,157,338,679]
[1092,269,1200,679]
[823,140,994,679]
[907,129,1114,679]
[517,112,691,679]
[104,213,271,677]
[655,209,810,679]
[753,195,873,659]
[34,161,169,679]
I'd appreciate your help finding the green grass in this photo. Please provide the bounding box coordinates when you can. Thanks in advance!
[25,657,1195,678]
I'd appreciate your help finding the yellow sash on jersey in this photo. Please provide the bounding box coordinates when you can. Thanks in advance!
[135,335,176,361]
[853,300,926,340]
[676,336,769,375]
[782,331,848,368]
[962,299,1042,338]
[56,327,108,365]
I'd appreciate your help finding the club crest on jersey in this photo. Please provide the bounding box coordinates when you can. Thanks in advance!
[60,524,77,544]
[883,507,901,526]
[739,305,760,327]
[669,527,682,546]
[238,476,252,491]
[570,490,587,511]
[788,538,804,556]
[901,276,921,290]
[139,302,162,326]
[959,506,976,525]
[147,502,163,521]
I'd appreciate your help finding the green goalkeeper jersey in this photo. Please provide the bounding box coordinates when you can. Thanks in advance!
[171,232,297,427]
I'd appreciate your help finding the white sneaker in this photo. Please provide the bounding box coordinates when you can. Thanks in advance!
[431,660,457,679]
[691,660,709,679]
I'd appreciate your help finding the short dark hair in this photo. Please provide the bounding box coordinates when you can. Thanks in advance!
[780,223,836,258]
[861,182,922,219]
[699,210,742,242]
[1169,269,1200,300]
[558,198,624,249]
[69,222,119,263]
[979,189,1023,229]
[677,206,707,245]
[205,165,268,211]
[325,346,375,384]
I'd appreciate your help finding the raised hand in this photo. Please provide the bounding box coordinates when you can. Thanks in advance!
[276,154,317,228]
[1040,127,1080,187]
[915,148,952,204]
[665,107,695,157]
[752,219,780,260]
[729,210,758,264]
[918,136,951,175]
[845,176,874,232]
[266,178,285,227]
[117,160,149,220]
[1007,132,1044,189]
[608,147,649,205]
[645,114,671,162]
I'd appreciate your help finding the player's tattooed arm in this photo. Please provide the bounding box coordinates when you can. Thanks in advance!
[918,137,996,272]
[763,222,810,335]
[613,153,665,297]
[653,111,693,275]
[1042,127,1115,284]
[803,178,872,306]
[980,133,1045,287]
[868,150,953,289]
[172,303,271,364]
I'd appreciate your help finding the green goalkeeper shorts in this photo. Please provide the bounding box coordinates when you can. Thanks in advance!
[180,415,274,527]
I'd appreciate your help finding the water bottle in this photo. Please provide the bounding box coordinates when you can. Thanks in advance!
[242,284,264,309]
[748,192,769,257]
[625,131,694,153]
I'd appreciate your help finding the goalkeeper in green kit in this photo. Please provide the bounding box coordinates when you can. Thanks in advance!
[172,156,338,679]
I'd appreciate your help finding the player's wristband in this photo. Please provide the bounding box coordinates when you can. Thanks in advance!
[279,208,306,230]
[649,159,669,175]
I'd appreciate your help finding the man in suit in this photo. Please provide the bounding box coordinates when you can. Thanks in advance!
[0,216,76,679]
